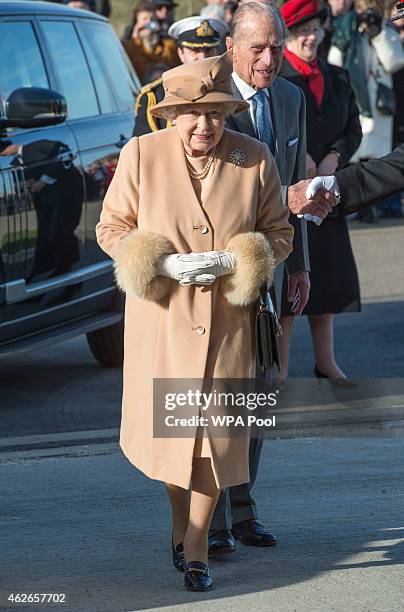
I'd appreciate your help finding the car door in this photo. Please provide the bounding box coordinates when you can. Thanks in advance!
[38,16,139,299]
[0,18,83,342]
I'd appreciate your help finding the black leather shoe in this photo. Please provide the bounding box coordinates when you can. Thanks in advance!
[232,520,278,547]
[172,538,186,572]
[208,529,236,555]
[184,561,213,591]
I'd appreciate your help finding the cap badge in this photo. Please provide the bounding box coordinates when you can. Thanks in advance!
[228,148,246,167]
[196,20,214,38]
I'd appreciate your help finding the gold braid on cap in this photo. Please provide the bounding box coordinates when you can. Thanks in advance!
[166,52,233,103]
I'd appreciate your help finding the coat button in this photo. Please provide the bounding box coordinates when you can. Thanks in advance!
[199,225,208,234]
[195,326,205,335]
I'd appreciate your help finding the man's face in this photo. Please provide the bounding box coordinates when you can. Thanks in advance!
[178,46,219,64]
[228,14,284,89]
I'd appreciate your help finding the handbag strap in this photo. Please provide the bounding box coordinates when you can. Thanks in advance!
[259,283,267,306]
[259,283,277,312]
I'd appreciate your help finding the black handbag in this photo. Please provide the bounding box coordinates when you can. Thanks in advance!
[373,73,396,116]
[255,284,282,374]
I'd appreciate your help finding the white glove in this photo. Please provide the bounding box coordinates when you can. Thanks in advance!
[199,251,236,277]
[297,213,323,226]
[179,251,236,285]
[306,175,341,200]
[297,175,341,226]
[157,253,215,283]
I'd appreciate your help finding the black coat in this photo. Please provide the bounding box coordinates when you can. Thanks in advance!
[337,143,404,214]
[280,58,362,166]
[280,58,362,315]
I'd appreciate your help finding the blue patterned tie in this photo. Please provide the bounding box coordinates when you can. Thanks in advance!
[254,90,275,155]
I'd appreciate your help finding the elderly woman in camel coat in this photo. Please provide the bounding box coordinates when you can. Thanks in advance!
[96,52,293,591]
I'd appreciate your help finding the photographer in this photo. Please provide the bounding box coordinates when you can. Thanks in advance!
[123,0,179,84]
[328,0,404,220]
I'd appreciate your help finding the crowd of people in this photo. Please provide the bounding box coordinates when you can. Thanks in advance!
[120,0,404,210]
[93,0,404,594]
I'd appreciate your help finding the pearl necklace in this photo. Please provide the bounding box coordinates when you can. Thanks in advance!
[183,144,217,180]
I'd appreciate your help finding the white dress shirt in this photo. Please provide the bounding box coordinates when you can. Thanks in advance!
[231,71,274,139]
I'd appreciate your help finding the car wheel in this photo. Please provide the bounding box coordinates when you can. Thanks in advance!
[86,319,124,367]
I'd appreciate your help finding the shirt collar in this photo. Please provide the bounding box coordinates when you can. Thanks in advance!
[231,71,269,101]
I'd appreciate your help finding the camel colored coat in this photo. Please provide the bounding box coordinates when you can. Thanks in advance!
[96,127,293,490]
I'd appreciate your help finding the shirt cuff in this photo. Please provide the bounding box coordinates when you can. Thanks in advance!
[40,174,58,185]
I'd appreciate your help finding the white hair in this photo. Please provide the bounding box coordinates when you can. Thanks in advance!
[230,1,286,43]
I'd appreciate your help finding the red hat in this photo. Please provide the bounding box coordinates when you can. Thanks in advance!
[280,0,328,30]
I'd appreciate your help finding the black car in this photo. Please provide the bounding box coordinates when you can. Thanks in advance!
[0,1,140,365]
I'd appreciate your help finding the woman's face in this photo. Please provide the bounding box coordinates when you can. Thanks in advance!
[136,10,153,30]
[287,18,321,63]
[174,103,227,157]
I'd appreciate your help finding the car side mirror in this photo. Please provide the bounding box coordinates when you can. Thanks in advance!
[0,87,67,128]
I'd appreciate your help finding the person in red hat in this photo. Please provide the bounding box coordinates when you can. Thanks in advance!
[278,0,363,384]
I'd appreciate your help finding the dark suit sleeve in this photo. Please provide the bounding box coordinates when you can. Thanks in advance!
[284,89,310,274]
[337,143,404,214]
[330,79,362,164]
[22,140,68,181]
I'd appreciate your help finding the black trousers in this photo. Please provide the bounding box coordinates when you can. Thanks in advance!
[210,425,264,529]
[211,270,284,530]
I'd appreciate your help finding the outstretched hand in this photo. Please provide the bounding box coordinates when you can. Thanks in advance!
[288,179,336,221]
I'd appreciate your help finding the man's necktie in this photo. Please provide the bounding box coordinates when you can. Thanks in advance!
[254,90,275,155]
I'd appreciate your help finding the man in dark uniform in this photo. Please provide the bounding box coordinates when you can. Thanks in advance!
[133,16,227,136]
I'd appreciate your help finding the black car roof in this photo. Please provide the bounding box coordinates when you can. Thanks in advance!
[0,1,106,21]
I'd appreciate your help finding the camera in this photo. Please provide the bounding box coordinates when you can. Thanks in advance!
[357,8,383,29]
[143,19,161,33]
[392,0,404,21]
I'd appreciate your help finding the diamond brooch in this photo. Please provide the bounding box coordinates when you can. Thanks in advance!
[228,148,246,167]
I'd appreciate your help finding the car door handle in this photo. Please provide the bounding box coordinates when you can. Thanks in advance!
[115,134,129,149]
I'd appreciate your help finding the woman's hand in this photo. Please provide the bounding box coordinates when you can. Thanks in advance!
[306,153,317,179]
[177,251,237,285]
[317,152,340,176]
[157,253,216,284]
[194,251,236,277]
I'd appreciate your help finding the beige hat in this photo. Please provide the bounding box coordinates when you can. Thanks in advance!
[150,51,249,119]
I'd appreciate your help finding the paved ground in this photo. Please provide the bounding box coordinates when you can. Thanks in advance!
[349,217,404,300]
[0,437,403,612]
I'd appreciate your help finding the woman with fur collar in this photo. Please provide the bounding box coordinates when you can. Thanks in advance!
[96,52,293,592]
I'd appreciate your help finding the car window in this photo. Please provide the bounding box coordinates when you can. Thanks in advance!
[40,21,99,120]
[80,22,139,113]
[0,21,49,107]
[78,25,116,114]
